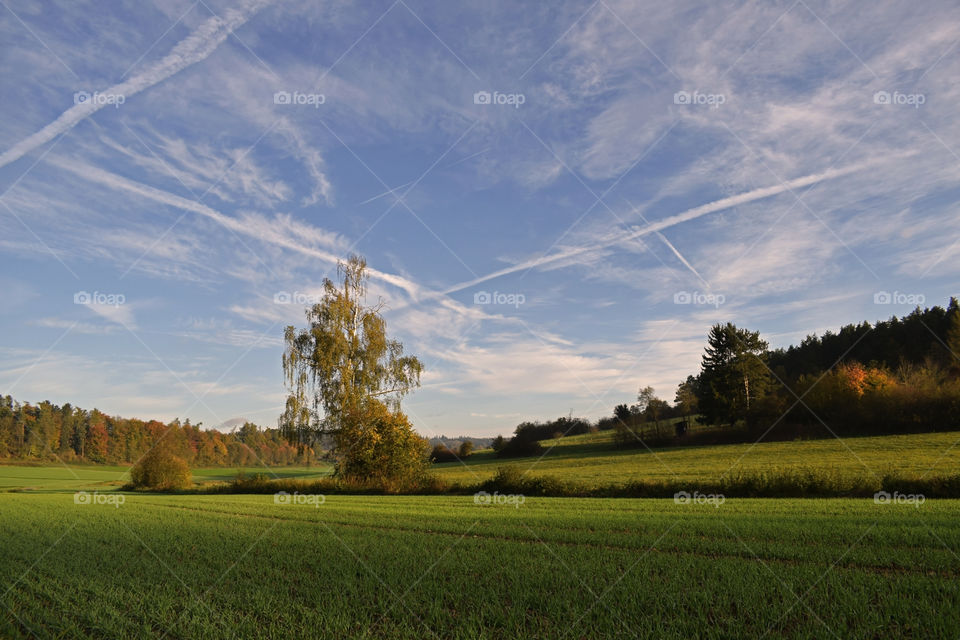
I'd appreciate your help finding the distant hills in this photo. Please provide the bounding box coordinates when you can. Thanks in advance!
[427,435,495,450]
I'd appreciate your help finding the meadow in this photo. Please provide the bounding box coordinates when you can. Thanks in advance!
[0,464,332,491]
[432,430,960,487]
[2,490,958,639]
[2,432,959,638]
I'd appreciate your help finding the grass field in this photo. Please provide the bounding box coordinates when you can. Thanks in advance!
[2,434,958,637]
[432,430,960,486]
[190,464,333,484]
[1,490,958,638]
[5,430,955,493]
[0,464,332,491]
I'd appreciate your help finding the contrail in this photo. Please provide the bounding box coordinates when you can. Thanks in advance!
[48,156,428,301]
[441,159,882,296]
[356,148,489,205]
[653,230,709,289]
[51,150,885,322]
[0,0,273,169]
[358,180,415,205]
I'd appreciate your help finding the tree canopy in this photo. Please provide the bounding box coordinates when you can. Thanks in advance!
[280,255,427,482]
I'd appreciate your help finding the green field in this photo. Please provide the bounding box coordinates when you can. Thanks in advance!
[5,431,956,493]
[2,434,959,638]
[432,430,960,486]
[190,464,333,484]
[1,490,958,638]
[0,464,332,491]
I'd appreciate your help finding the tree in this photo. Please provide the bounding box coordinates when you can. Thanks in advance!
[430,442,458,463]
[338,399,429,485]
[458,440,474,458]
[946,301,960,377]
[634,387,668,438]
[280,255,426,483]
[85,412,110,463]
[697,323,772,427]
[27,401,59,459]
[491,435,507,452]
[59,404,75,455]
[613,403,631,425]
[129,432,192,491]
[674,376,699,417]
[496,422,546,458]
[646,398,670,439]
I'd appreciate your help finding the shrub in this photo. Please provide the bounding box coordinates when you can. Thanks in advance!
[336,401,430,489]
[430,444,460,463]
[496,437,543,458]
[129,438,192,491]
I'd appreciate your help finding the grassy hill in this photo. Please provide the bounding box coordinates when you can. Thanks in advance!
[431,429,960,486]
[4,431,958,493]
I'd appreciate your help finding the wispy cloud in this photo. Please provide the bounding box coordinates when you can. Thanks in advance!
[442,158,884,295]
[0,0,274,169]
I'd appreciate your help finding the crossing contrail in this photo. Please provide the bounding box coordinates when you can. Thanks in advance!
[441,158,885,296]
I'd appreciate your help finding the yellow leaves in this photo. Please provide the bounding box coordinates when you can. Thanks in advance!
[834,362,894,397]
[281,254,425,483]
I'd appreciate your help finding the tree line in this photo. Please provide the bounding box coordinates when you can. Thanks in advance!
[491,298,960,455]
[0,397,314,467]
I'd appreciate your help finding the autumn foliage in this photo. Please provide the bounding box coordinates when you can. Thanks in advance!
[129,433,193,491]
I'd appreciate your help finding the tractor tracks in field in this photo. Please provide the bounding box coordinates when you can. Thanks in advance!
[138,501,959,579]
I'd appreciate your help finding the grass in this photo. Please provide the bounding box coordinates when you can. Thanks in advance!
[190,464,333,483]
[432,429,960,487]
[0,465,131,490]
[0,464,333,492]
[1,491,958,638]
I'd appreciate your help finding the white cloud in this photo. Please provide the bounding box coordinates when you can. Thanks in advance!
[0,0,276,169]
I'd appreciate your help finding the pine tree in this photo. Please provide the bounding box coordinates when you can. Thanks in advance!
[697,323,771,427]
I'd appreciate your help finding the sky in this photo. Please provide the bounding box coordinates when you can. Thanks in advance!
[1,0,958,438]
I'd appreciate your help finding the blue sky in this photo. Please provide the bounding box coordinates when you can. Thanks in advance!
[1,0,958,438]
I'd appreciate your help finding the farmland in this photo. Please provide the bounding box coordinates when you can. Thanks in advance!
[432,430,960,487]
[0,464,332,491]
[2,432,959,637]
[2,490,958,638]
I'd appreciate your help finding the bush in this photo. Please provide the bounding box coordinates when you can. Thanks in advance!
[496,437,543,458]
[336,401,430,489]
[200,464,960,499]
[430,444,460,463]
[129,439,192,491]
[479,466,583,496]
[208,469,452,496]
